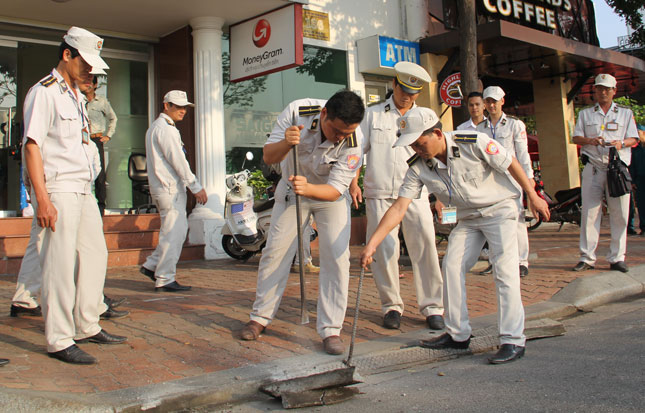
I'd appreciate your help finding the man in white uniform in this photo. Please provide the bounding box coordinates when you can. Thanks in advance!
[240,91,365,355]
[12,72,127,320]
[478,86,534,277]
[457,91,486,131]
[140,91,208,291]
[360,107,549,364]
[572,74,639,273]
[350,62,444,330]
[24,27,127,365]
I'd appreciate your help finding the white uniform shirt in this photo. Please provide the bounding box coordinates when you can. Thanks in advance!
[456,117,485,131]
[399,131,517,220]
[87,95,118,137]
[574,102,638,169]
[361,97,422,199]
[23,69,97,194]
[266,98,363,195]
[145,113,202,195]
[477,113,533,180]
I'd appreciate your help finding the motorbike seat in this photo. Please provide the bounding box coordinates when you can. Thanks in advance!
[554,187,581,203]
[253,198,275,213]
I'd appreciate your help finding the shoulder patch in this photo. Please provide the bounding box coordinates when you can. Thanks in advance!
[346,132,358,148]
[299,105,322,117]
[454,133,478,144]
[40,75,56,88]
[407,154,420,166]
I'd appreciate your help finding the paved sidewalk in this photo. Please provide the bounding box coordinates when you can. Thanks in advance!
[0,222,644,411]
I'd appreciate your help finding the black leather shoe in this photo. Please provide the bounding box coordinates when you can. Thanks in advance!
[49,345,96,364]
[104,296,127,309]
[155,281,191,292]
[383,310,401,329]
[519,265,529,277]
[610,261,628,273]
[419,333,470,350]
[426,315,445,330]
[100,308,130,320]
[140,266,156,281]
[488,344,525,364]
[479,264,493,275]
[10,305,42,317]
[0,358,9,367]
[572,261,594,272]
[627,228,638,235]
[76,330,127,345]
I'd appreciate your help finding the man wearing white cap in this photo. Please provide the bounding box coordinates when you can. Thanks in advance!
[350,61,444,331]
[572,74,639,273]
[140,91,208,291]
[478,86,534,277]
[360,107,549,364]
[23,26,126,365]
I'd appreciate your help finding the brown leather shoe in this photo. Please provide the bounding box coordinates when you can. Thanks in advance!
[323,336,344,355]
[240,321,265,341]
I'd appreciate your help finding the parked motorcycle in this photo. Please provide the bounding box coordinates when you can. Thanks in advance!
[526,168,581,231]
[221,153,273,260]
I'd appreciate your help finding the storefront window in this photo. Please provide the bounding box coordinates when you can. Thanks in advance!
[223,37,348,173]
[0,23,150,214]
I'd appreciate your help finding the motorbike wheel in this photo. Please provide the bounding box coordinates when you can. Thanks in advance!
[526,213,542,231]
[221,235,255,261]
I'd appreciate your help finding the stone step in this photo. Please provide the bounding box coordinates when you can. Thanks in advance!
[0,244,204,275]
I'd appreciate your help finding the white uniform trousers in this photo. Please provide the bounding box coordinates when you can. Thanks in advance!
[442,199,526,346]
[579,163,629,264]
[366,197,443,317]
[144,191,188,287]
[38,193,107,352]
[12,216,43,309]
[516,197,530,268]
[250,181,351,339]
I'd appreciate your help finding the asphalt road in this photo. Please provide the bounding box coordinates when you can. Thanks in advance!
[202,294,645,413]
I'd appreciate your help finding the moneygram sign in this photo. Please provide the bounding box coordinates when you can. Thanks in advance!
[230,4,303,83]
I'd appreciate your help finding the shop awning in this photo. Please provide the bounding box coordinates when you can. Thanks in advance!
[420,20,645,104]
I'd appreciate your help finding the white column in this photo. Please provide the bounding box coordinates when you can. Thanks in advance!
[188,16,228,259]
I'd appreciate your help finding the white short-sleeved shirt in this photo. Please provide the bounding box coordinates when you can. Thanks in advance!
[477,113,533,180]
[145,113,202,195]
[574,102,638,169]
[266,98,363,196]
[456,117,485,131]
[361,97,424,199]
[398,131,517,220]
[23,69,96,193]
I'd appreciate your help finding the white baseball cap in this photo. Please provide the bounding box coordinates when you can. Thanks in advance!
[63,26,109,70]
[394,62,432,94]
[483,86,505,101]
[163,90,194,107]
[90,67,106,75]
[394,107,440,147]
[594,74,616,88]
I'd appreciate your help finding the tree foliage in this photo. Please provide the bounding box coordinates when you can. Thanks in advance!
[221,51,268,108]
[603,0,644,46]
[614,96,645,125]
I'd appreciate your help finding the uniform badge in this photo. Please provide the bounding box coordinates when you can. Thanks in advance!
[347,154,360,170]
[310,119,319,130]
[521,130,527,139]
[485,141,499,155]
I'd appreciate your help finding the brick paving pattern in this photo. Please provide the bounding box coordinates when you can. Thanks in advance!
[0,222,643,393]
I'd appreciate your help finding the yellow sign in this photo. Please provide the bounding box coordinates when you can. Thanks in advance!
[303,9,330,41]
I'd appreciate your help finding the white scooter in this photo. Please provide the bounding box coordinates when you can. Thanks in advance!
[221,152,273,260]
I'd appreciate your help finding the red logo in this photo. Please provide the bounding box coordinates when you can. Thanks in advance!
[440,72,462,108]
[253,19,271,48]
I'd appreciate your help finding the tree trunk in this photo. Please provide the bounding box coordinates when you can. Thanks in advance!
[457,0,479,98]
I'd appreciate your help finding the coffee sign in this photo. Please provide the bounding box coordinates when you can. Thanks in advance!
[481,0,571,30]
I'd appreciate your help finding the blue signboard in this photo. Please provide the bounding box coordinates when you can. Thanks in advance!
[377,36,420,68]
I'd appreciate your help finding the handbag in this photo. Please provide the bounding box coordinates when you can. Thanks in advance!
[607,147,631,198]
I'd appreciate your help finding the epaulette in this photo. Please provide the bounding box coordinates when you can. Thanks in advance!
[164,118,174,126]
[616,104,629,109]
[454,133,478,144]
[299,105,321,116]
[407,154,420,166]
[40,75,57,88]
[346,132,357,148]
[506,115,518,120]
[477,119,486,126]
